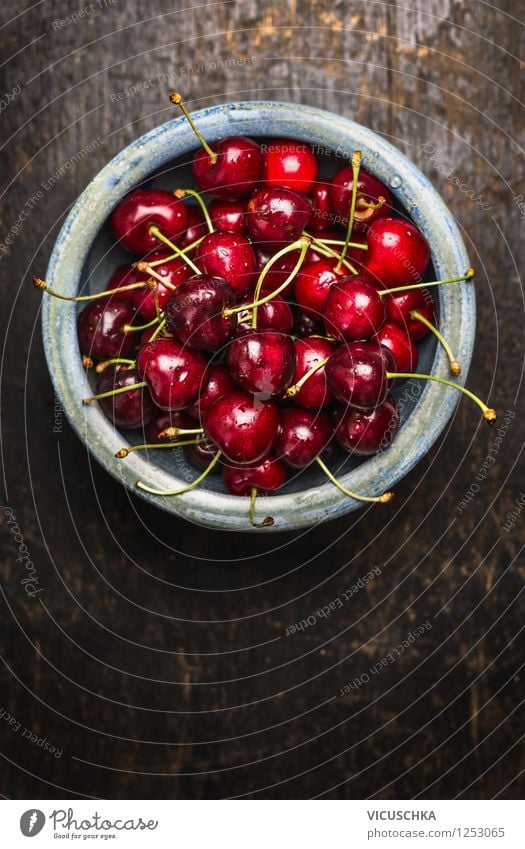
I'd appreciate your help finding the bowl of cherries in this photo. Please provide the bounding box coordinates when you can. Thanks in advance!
[37,97,492,531]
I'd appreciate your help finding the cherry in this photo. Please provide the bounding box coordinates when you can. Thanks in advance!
[165,275,236,351]
[144,410,195,444]
[195,232,257,298]
[179,204,207,249]
[246,186,312,244]
[193,137,265,200]
[226,330,296,397]
[237,295,293,335]
[294,257,346,318]
[323,275,386,342]
[223,456,286,495]
[365,217,430,287]
[264,138,318,193]
[374,321,419,374]
[309,181,335,232]
[111,189,188,254]
[335,395,399,455]
[208,199,247,235]
[275,408,333,468]
[133,252,190,320]
[96,367,155,428]
[330,165,392,231]
[185,439,222,472]
[186,363,237,421]
[384,288,435,339]
[293,308,322,338]
[136,337,206,410]
[325,341,390,410]
[77,299,136,361]
[106,264,144,306]
[204,391,279,464]
[289,337,336,409]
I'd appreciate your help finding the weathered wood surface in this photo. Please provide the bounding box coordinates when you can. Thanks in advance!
[0,0,523,799]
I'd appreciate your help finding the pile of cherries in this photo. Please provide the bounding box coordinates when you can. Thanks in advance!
[36,94,495,528]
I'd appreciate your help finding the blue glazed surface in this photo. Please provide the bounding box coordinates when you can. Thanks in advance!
[43,101,474,531]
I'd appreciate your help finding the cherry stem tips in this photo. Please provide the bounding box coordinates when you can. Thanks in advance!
[283,356,330,398]
[356,196,386,211]
[249,487,274,528]
[82,356,93,368]
[95,358,135,374]
[169,92,217,165]
[386,372,496,424]
[135,263,176,291]
[82,381,147,405]
[136,449,222,496]
[33,276,148,302]
[379,268,475,297]
[316,456,394,503]
[410,310,461,376]
[175,188,214,233]
[157,426,204,439]
[115,437,204,459]
[148,226,201,275]
[336,150,361,273]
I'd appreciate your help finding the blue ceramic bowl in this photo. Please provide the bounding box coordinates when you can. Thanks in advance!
[43,101,474,531]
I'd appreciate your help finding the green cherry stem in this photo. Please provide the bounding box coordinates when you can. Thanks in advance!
[135,264,176,291]
[148,226,201,275]
[249,487,275,528]
[410,310,461,376]
[157,426,204,439]
[115,437,205,459]
[146,235,205,267]
[316,456,394,503]
[307,240,358,274]
[123,315,161,333]
[336,150,362,273]
[379,268,475,297]
[175,188,214,233]
[33,276,148,301]
[82,381,147,405]
[310,236,368,250]
[283,356,329,399]
[95,358,136,374]
[147,317,167,343]
[136,449,222,496]
[386,372,496,424]
[169,92,217,164]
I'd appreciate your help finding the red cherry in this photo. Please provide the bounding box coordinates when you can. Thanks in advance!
[144,410,194,443]
[204,391,279,464]
[290,337,336,409]
[133,252,190,320]
[192,136,265,200]
[185,439,222,472]
[335,395,399,455]
[325,341,390,410]
[275,408,333,468]
[264,138,318,193]
[165,275,236,351]
[385,288,436,340]
[136,337,206,411]
[237,296,293,335]
[77,299,136,360]
[223,456,286,495]
[195,232,257,298]
[186,363,237,421]
[309,181,335,232]
[365,217,430,287]
[330,166,392,232]
[208,199,247,235]
[97,367,155,429]
[374,321,419,373]
[323,275,386,342]
[106,264,143,306]
[226,330,296,397]
[179,204,207,249]
[246,187,312,244]
[111,189,188,254]
[294,258,346,319]
[293,308,322,339]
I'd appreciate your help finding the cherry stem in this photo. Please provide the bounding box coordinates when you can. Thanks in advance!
[169,92,217,165]
[356,196,385,211]
[283,356,329,399]
[147,317,167,343]
[33,276,148,302]
[306,240,358,274]
[147,236,205,266]
[157,426,204,439]
[95,358,135,374]
[136,449,222,496]
[336,150,361,273]
[135,264,176,291]
[310,236,368,251]
[410,310,461,376]
[82,381,147,405]
[82,356,94,368]
[316,456,394,503]
[123,315,160,333]
[379,268,475,296]
[148,226,201,275]
[175,188,214,233]
[115,437,205,459]
[386,372,496,424]
[249,487,274,528]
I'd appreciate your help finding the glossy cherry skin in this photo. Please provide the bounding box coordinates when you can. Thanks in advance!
[374,321,419,374]
[246,187,312,244]
[186,363,237,422]
[329,166,393,232]
[208,199,247,235]
[293,309,322,339]
[179,204,207,249]
[365,217,430,287]
[291,337,336,409]
[144,410,194,444]
[222,456,286,495]
[106,264,143,306]
[165,275,236,351]
[309,181,335,232]
[294,258,346,319]
[237,296,293,335]
[195,232,257,298]
[192,136,265,201]
[264,139,318,193]
[325,341,390,410]
[136,337,207,411]
[385,288,435,340]
[185,439,222,472]
[275,408,333,468]
[204,391,279,464]
[133,252,191,321]
[323,275,386,342]
[335,395,399,456]
[226,330,296,397]
[111,189,188,254]
[97,367,155,429]
[77,299,136,360]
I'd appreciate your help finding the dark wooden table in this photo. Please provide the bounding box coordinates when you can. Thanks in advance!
[1,0,523,800]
